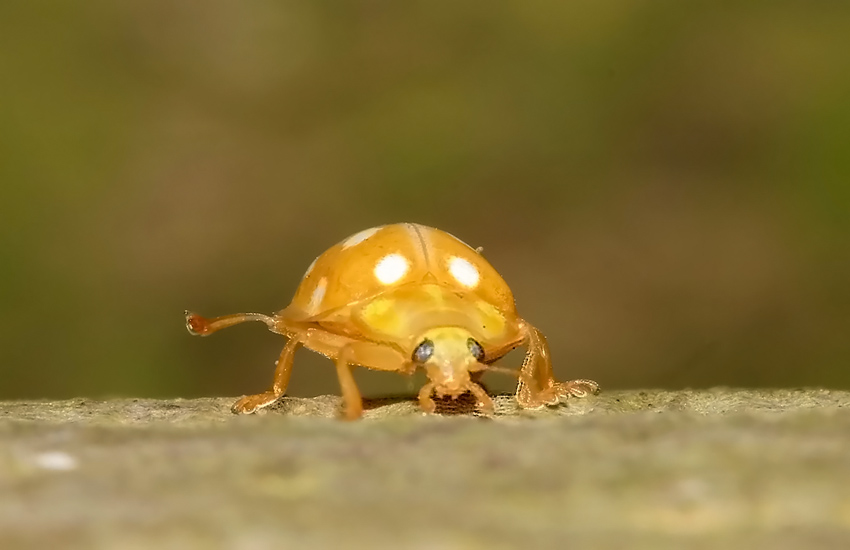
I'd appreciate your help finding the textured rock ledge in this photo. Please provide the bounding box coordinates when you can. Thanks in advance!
[1,389,849,550]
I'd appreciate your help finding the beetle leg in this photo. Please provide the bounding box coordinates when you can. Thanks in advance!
[466,382,495,416]
[334,341,410,420]
[515,319,599,409]
[514,320,555,408]
[562,378,600,398]
[232,337,301,414]
[334,356,363,421]
[417,382,437,414]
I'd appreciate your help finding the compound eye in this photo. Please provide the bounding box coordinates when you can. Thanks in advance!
[467,338,485,361]
[412,339,435,363]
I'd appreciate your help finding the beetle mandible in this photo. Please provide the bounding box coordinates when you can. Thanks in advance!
[186,223,598,419]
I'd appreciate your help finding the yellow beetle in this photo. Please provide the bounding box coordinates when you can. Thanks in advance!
[186,223,598,419]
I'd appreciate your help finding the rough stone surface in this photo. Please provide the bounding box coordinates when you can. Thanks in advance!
[2,389,850,549]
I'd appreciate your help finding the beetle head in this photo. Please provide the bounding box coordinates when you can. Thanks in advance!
[411,327,486,396]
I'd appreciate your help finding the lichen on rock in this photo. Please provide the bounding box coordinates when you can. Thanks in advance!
[1,389,849,549]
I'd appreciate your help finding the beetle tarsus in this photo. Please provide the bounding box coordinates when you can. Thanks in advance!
[562,379,600,398]
[231,392,279,414]
[535,378,600,406]
[184,311,210,336]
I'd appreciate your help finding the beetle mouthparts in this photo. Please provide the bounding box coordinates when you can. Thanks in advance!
[434,381,467,398]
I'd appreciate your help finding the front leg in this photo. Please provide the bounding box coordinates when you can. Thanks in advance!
[467,382,496,416]
[417,382,437,414]
[334,340,410,420]
[515,319,599,409]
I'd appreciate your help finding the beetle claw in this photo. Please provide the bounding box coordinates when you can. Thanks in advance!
[532,379,600,408]
[564,379,600,398]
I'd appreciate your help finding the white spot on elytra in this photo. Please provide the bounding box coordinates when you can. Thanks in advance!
[308,277,327,313]
[448,256,479,288]
[342,227,381,249]
[32,451,78,471]
[374,253,409,285]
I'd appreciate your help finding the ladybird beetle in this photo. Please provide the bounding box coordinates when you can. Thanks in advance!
[185,223,598,420]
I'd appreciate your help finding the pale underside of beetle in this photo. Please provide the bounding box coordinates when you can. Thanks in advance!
[186,223,598,420]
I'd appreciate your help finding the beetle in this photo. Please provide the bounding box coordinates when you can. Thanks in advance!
[185,223,598,420]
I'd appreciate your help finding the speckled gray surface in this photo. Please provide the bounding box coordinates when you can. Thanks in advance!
[2,389,850,549]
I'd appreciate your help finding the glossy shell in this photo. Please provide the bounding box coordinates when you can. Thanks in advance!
[281,223,519,348]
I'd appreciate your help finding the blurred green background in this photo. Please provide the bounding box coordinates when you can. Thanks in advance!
[1,1,848,401]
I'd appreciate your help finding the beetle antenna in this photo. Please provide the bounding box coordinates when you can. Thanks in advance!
[478,364,520,378]
[185,310,276,336]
